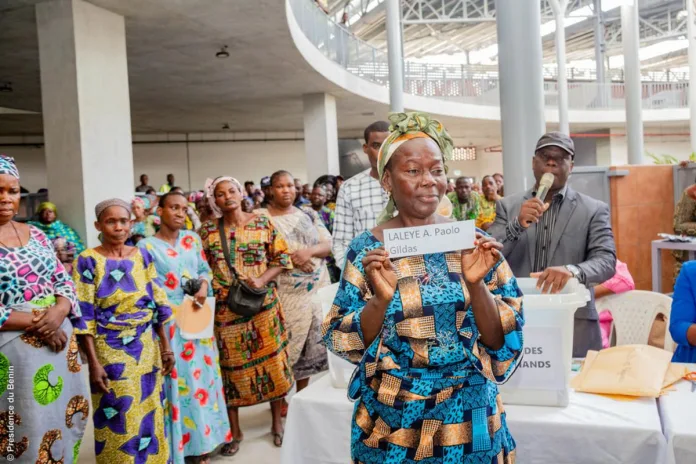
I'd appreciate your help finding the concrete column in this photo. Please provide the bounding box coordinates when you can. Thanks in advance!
[496,0,546,194]
[621,0,645,164]
[385,0,404,112]
[594,0,607,106]
[688,0,696,154]
[36,0,135,246]
[302,93,339,185]
[549,0,569,134]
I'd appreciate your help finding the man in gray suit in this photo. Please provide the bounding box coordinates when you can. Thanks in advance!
[489,132,616,357]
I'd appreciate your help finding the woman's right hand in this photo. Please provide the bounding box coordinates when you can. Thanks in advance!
[245,276,265,290]
[89,362,110,394]
[43,329,68,352]
[363,249,397,304]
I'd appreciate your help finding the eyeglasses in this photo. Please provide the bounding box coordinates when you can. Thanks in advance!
[534,151,573,163]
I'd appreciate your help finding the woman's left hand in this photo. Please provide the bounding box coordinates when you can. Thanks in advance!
[292,249,313,267]
[161,351,175,376]
[29,305,69,337]
[461,233,502,284]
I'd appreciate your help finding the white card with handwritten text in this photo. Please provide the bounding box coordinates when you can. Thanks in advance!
[383,220,476,258]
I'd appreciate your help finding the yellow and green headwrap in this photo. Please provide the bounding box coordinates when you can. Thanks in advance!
[376,112,455,224]
[37,202,58,215]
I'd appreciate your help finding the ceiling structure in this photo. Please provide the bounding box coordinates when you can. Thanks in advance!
[0,0,688,137]
[326,0,690,76]
[0,0,401,135]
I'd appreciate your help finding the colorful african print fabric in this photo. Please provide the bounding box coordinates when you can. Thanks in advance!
[447,191,480,222]
[199,216,294,407]
[73,248,173,463]
[313,205,341,282]
[0,227,88,463]
[27,219,85,254]
[322,231,525,464]
[672,189,696,278]
[476,195,498,229]
[259,207,330,381]
[131,216,160,240]
[315,205,335,233]
[138,231,231,462]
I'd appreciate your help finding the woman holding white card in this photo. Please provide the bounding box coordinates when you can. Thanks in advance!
[138,192,230,464]
[322,112,525,464]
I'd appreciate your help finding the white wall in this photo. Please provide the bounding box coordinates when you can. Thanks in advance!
[448,136,504,182]
[609,127,691,165]
[1,145,48,192]
[1,139,309,194]
[5,126,688,195]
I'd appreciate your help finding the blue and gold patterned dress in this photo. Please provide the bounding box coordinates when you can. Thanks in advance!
[322,231,525,464]
[73,248,173,463]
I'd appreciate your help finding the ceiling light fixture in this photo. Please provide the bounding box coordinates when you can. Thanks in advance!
[0,82,12,93]
[216,45,229,59]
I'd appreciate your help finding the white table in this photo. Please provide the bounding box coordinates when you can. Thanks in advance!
[659,364,696,464]
[652,239,696,293]
[282,375,666,464]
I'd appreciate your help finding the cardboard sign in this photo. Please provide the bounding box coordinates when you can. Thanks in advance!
[504,326,565,391]
[383,220,476,258]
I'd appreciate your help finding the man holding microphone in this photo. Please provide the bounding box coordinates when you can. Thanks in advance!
[489,132,616,357]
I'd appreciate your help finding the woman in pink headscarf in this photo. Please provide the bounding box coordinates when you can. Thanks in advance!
[198,176,294,455]
[596,260,635,348]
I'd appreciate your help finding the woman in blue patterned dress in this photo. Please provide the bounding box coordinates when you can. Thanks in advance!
[322,113,525,464]
[0,156,89,462]
[138,192,231,464]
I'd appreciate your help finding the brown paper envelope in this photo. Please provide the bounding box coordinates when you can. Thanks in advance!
[570,350,599,390]
[662,364,689,389]
[577,345,672,398]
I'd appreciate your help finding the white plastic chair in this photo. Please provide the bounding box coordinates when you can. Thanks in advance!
[597,290,675,352]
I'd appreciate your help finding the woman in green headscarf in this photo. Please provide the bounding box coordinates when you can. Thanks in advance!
[28,202,86,255]
[322,112,524,464]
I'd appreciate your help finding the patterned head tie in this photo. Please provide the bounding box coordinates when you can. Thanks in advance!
[204,176,243,219]
[376,112,454,224]
[132,197,146,209]
[95,198,132,220]
[0,155,20,180]
[37,202,58,214]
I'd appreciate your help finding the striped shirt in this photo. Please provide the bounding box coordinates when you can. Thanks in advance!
[332,169,389,269]
[505,185,568,272]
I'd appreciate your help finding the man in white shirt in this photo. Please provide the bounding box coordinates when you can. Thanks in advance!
[332,121,391,269]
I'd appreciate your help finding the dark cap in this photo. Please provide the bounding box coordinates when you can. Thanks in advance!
[535,132,575,157]
[260,176,271,188]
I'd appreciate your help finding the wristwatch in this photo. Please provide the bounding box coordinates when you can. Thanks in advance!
[565,265,581,282]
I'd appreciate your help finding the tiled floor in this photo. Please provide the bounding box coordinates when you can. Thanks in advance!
[78,369,305,463]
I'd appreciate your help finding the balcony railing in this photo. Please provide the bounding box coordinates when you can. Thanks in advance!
[289,0,689,110]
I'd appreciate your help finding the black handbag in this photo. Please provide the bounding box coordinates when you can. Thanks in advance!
[218,218,268,317]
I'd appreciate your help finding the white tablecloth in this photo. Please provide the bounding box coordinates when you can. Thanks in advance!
[659,364,696,464]
[281,375,666,464]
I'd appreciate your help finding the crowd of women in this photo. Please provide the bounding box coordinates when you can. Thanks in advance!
[0,154,339,463]
[3,111,694,464]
